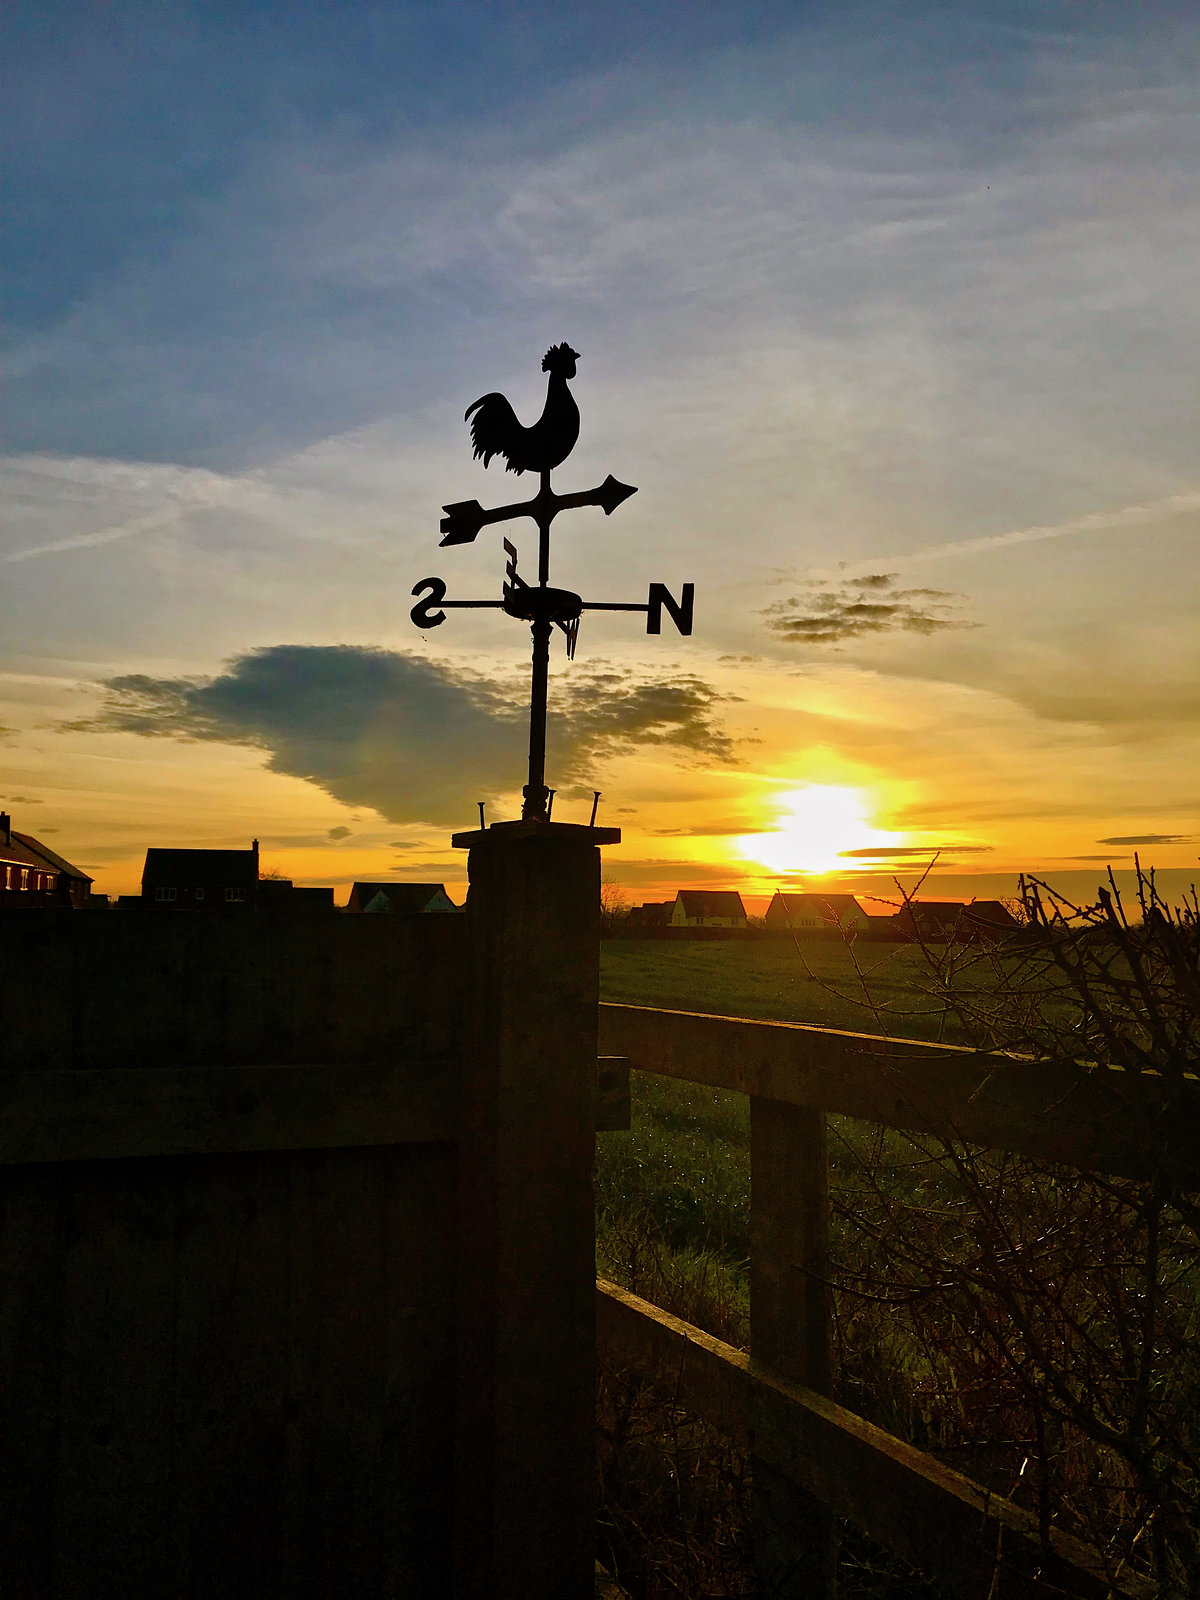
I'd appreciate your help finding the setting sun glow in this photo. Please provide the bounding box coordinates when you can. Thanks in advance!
[739,786,897,877]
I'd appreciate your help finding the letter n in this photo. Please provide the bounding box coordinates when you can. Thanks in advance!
[646,582,694,636]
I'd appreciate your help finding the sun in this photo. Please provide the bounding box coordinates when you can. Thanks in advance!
[739,785,896,876]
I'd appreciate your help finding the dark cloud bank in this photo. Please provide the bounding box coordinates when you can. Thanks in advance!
[75,645,734,826]
[764,574,975,644]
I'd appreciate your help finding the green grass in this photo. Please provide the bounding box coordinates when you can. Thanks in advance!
[594,936,1198,1596]
[594,940,960,1596]
[595,939,964,1343]
[601,937,968,1042]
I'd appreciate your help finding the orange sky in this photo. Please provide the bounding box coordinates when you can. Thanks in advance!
[3,11,1198,909]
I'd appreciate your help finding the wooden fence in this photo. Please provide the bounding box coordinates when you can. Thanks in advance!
[0,821,618,1600]
[3,843,1196,1599]
[597,1002,1200,1600]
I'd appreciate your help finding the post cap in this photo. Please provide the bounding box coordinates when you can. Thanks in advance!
[451,819,621,850]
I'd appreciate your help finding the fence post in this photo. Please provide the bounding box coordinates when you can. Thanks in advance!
[750,1096,837,1597]
[452,819,619,1600]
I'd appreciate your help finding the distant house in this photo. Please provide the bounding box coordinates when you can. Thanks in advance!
[139,841,336,911]
[764,892,872,934]
[259,880,336,913]
[142,841,261,908]
[345,882,461,915]
[0,812,93,909]
[670,890,747,929]
[894,900,1018,943]
[962,900,1020,940]
[627,901,673,928]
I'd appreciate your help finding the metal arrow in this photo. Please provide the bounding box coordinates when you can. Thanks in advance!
[440,473,636,547]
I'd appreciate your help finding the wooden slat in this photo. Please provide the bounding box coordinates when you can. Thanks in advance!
[596,1280,1154,1600]
[599,1003,1200,1185]
[0,1060,459,1164]
[749,1098,836,1595]
[0,911,467,1072]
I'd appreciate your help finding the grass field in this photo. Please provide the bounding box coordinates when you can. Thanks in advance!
[601,936,970,1041]
[595,936,970,1361]
[594,939,961,1596]
[593,933,1198,1596]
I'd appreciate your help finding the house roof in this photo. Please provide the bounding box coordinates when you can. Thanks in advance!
[675,890,746,916]
[142,847,258,888]
[963,900,1019,927]
[901,901,967,924]
[3,830,93,884]
[347,882,459,914]
[770,892,866,917]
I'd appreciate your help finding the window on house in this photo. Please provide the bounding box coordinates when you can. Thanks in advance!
[20,868,29,890]
[155,886,178,902]
[195,887,205,900]
[225,887,246,902]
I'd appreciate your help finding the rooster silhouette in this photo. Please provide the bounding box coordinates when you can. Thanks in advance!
[465,343,581,474]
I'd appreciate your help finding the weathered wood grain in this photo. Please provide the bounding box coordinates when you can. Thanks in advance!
[596,1279,1155,1600]
[454,824,606,1600]
[0,910,467,1071]
[749,1098,836,1596]
[600,1003,1200,1186]
[0,1059,460,1163]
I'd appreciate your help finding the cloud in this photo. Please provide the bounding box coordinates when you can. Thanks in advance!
[650,816,758,837]
[763,574,975,645]
[72,644,735,825]
[838,844,992,858]
[1096,833,1192,846]
[327,825,352,840]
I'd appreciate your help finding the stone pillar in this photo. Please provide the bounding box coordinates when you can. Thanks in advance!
[451,819,619,1600]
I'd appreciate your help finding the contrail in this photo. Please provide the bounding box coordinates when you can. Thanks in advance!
[807,488,1200,581]
[2,463,248,562]
[3,506,186,562]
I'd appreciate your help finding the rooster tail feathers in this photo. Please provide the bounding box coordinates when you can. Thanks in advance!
[464,392,524,470]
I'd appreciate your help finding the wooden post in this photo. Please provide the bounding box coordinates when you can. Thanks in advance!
[750,1096,837,1597]
[452,819,619,1600]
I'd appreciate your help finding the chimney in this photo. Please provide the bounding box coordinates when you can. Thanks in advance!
[252,837,259,879]
[0,812,9,846]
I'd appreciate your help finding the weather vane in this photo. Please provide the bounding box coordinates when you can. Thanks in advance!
[411,343,694,821]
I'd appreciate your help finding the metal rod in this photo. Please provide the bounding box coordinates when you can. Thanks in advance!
[478,801,486,829]
[546,789,556,820]
[538,470,551,587]
[523,617,552,820]
[589,791,601,827]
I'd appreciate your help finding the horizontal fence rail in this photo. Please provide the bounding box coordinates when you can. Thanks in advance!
[0,1056,630,1166]
[598,1002,1200,1188]
[597,1281,1153,1600]
[595,1002,1195,1599]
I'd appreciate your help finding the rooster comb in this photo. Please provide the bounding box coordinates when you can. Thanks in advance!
[542,342,581,371]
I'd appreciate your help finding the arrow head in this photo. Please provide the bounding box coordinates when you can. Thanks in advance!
[439,500,486,546]
[596,475,637,516]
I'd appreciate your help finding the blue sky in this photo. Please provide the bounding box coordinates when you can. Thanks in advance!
[4,2,1199,900]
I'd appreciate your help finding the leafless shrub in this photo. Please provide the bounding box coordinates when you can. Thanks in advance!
[826,864,1200,1597]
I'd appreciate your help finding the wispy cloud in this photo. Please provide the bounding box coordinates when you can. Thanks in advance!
[1097,833,1193,846]
[839,844,992,858]
[763,574,975,644]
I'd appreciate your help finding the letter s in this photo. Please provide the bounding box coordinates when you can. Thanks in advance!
[410,578,447,628]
